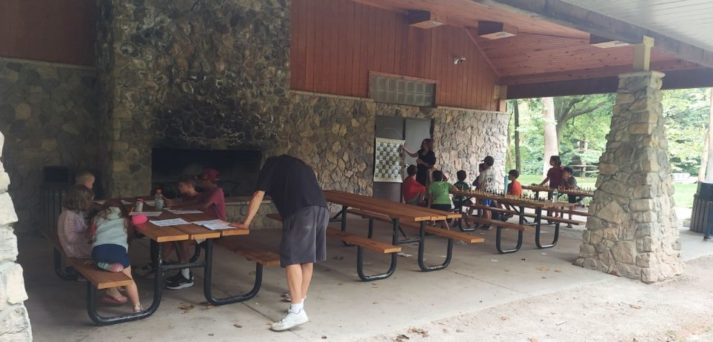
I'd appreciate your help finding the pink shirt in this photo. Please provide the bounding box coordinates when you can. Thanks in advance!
[57,209,92,258]
[200,187,226,220]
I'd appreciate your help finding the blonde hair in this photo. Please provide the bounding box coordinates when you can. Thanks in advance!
[75,171,95,186]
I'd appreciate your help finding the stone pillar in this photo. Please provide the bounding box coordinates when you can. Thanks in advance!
[0,132,33,340]
[575,71,683,283]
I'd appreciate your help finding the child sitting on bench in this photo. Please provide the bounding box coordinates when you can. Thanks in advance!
[89,200,142,312]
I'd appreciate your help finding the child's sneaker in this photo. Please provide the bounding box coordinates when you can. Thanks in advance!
[166,272,193,290]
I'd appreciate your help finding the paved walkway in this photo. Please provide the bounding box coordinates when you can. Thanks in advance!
[20,218,713,341]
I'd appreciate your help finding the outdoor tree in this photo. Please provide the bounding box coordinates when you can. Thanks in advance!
[541,97,558,176]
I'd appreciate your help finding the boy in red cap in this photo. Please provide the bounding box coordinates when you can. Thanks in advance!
[165,168,226,290]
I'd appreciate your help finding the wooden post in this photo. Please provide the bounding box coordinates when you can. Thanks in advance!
[494,85,508,112]
[633,36,654,71]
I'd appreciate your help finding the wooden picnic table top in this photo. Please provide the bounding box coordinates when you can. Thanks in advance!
[522,185,595,198]
[120,200,249,243]
[324,190,461,222]
[451,189,580,209]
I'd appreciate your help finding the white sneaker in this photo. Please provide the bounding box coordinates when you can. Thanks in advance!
[270,310,309,331]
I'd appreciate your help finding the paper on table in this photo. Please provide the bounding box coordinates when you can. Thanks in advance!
[192,219,234,231]
[130,211,162,217]
[149,218,190,227]
[121,200,133,205]
[94,200,106,205]
[144,200,156,206]
[166,209,204,215]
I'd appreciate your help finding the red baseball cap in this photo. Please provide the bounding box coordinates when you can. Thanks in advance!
[200,168,220,182]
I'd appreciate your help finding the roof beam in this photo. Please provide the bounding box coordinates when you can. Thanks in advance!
[506,68,713,99]
[475,0,713,68]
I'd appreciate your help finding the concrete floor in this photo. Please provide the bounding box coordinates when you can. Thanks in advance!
[19,217,713,342]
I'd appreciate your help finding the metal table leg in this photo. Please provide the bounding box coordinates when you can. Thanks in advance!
[535,207,560,249]
[203,239,263,305]
[356,218,398,281]
[417,221,453,272]
[86,240,163,325]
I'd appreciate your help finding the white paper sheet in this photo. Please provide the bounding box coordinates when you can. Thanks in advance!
[121,200,133,205]
[94,200,106,205]
[144,200,156,206]
[149,218,190,227]
[192,219,234,230]
[166,209,204,215]
[130,211,163,217]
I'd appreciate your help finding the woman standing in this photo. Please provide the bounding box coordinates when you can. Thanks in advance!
[402,139,436,186]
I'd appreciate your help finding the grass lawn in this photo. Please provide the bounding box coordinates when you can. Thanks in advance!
[518,175,696,209]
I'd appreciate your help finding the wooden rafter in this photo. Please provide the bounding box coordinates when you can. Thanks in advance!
[464,28,501,77]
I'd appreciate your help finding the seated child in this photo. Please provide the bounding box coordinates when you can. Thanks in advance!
[88,200,142,312]
[428,170,456,229]
[501,169,523,217]
[428,170,454,212]
[538,155,563,189]
[453,170,472,209]
[165,169,225,290]
[58,185,94,259]
[561,166,581,204]
[402,165,426,205]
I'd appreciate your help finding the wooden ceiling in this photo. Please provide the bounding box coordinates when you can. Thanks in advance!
[351,0,702,87]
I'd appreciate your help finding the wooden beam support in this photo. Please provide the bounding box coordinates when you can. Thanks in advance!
[633,36,655,71]
[464,28,501,77]
[506,68,713,99]
[477,0,713,68]
[494,85,508,112]
[407,10,444,29]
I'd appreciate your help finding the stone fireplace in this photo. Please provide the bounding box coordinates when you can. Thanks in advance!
[152,148,262,198]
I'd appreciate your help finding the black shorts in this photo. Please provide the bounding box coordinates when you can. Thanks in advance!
[431,204,452,212]
[280,206,329,267]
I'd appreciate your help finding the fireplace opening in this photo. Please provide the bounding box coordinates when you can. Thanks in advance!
[151,148,262,198]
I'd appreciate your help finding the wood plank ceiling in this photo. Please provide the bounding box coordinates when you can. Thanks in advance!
[352,0,702,86]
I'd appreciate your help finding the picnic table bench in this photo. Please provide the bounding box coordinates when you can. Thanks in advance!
[45,200,254,325]
[453,190,579,254]
[324,190,468,279]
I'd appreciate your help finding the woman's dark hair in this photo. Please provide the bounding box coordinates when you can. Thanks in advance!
[406,165,417,176]
[508,169,520,178]
[420,138,434,151]
[563,166,574,174]
[177,175,196,187]
[550,155,562,166]
[432,170,444,182]
[457,170,467,181]
[62,185,94,211]
[483,156,495,166]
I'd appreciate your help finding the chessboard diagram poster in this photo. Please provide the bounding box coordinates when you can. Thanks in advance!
[374,137,405,183]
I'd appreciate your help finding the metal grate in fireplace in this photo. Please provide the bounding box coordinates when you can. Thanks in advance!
[151,148,262,198]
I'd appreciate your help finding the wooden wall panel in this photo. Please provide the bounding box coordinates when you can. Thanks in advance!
[0,0,96,65]
[290,0,499,110]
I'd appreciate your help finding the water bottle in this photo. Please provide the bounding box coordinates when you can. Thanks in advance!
[155,189,165,211]
[135,198,144,212]
[552,188,559,203]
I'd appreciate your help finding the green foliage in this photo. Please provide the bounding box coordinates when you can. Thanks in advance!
[509,89,710,177]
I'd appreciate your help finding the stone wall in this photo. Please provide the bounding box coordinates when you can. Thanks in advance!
[575,71,683,283]
[0,58,99,233]
[96,0,510,199]
[0,132,33,340]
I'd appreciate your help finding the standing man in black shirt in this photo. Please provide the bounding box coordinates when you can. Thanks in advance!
[232,155,328,331]
[402,138,437,186]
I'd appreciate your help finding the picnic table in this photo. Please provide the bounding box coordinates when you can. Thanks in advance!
[452,189,579,253]
[323,190,471,279]
[522,185,594,200]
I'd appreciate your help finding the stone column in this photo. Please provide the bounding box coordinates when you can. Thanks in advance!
[575,71,683,283]
[0,132,32,340]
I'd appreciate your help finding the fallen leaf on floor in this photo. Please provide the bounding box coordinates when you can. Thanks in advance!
[178,303,194,313]
[500,316,508,321]
[529,338,538,342]
[442,328,448,333]
[456,329,464,333]
[541,252,548,255]
[536,266,550,272]
[321,336,328,339]
[373,302,378,305]
[395,334,410,341]
[490,259,499,263]
[554,269,562,273]
[629,304,642,309]
[521,258,527,262]
[408,328,429,337]
[556,321,567,326]
[208,333,214,337]
[233,324,242,328]
[397,253,412,257]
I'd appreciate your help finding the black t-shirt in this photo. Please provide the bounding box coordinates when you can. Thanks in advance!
[256,155,327,218]
[416,149,436,185]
